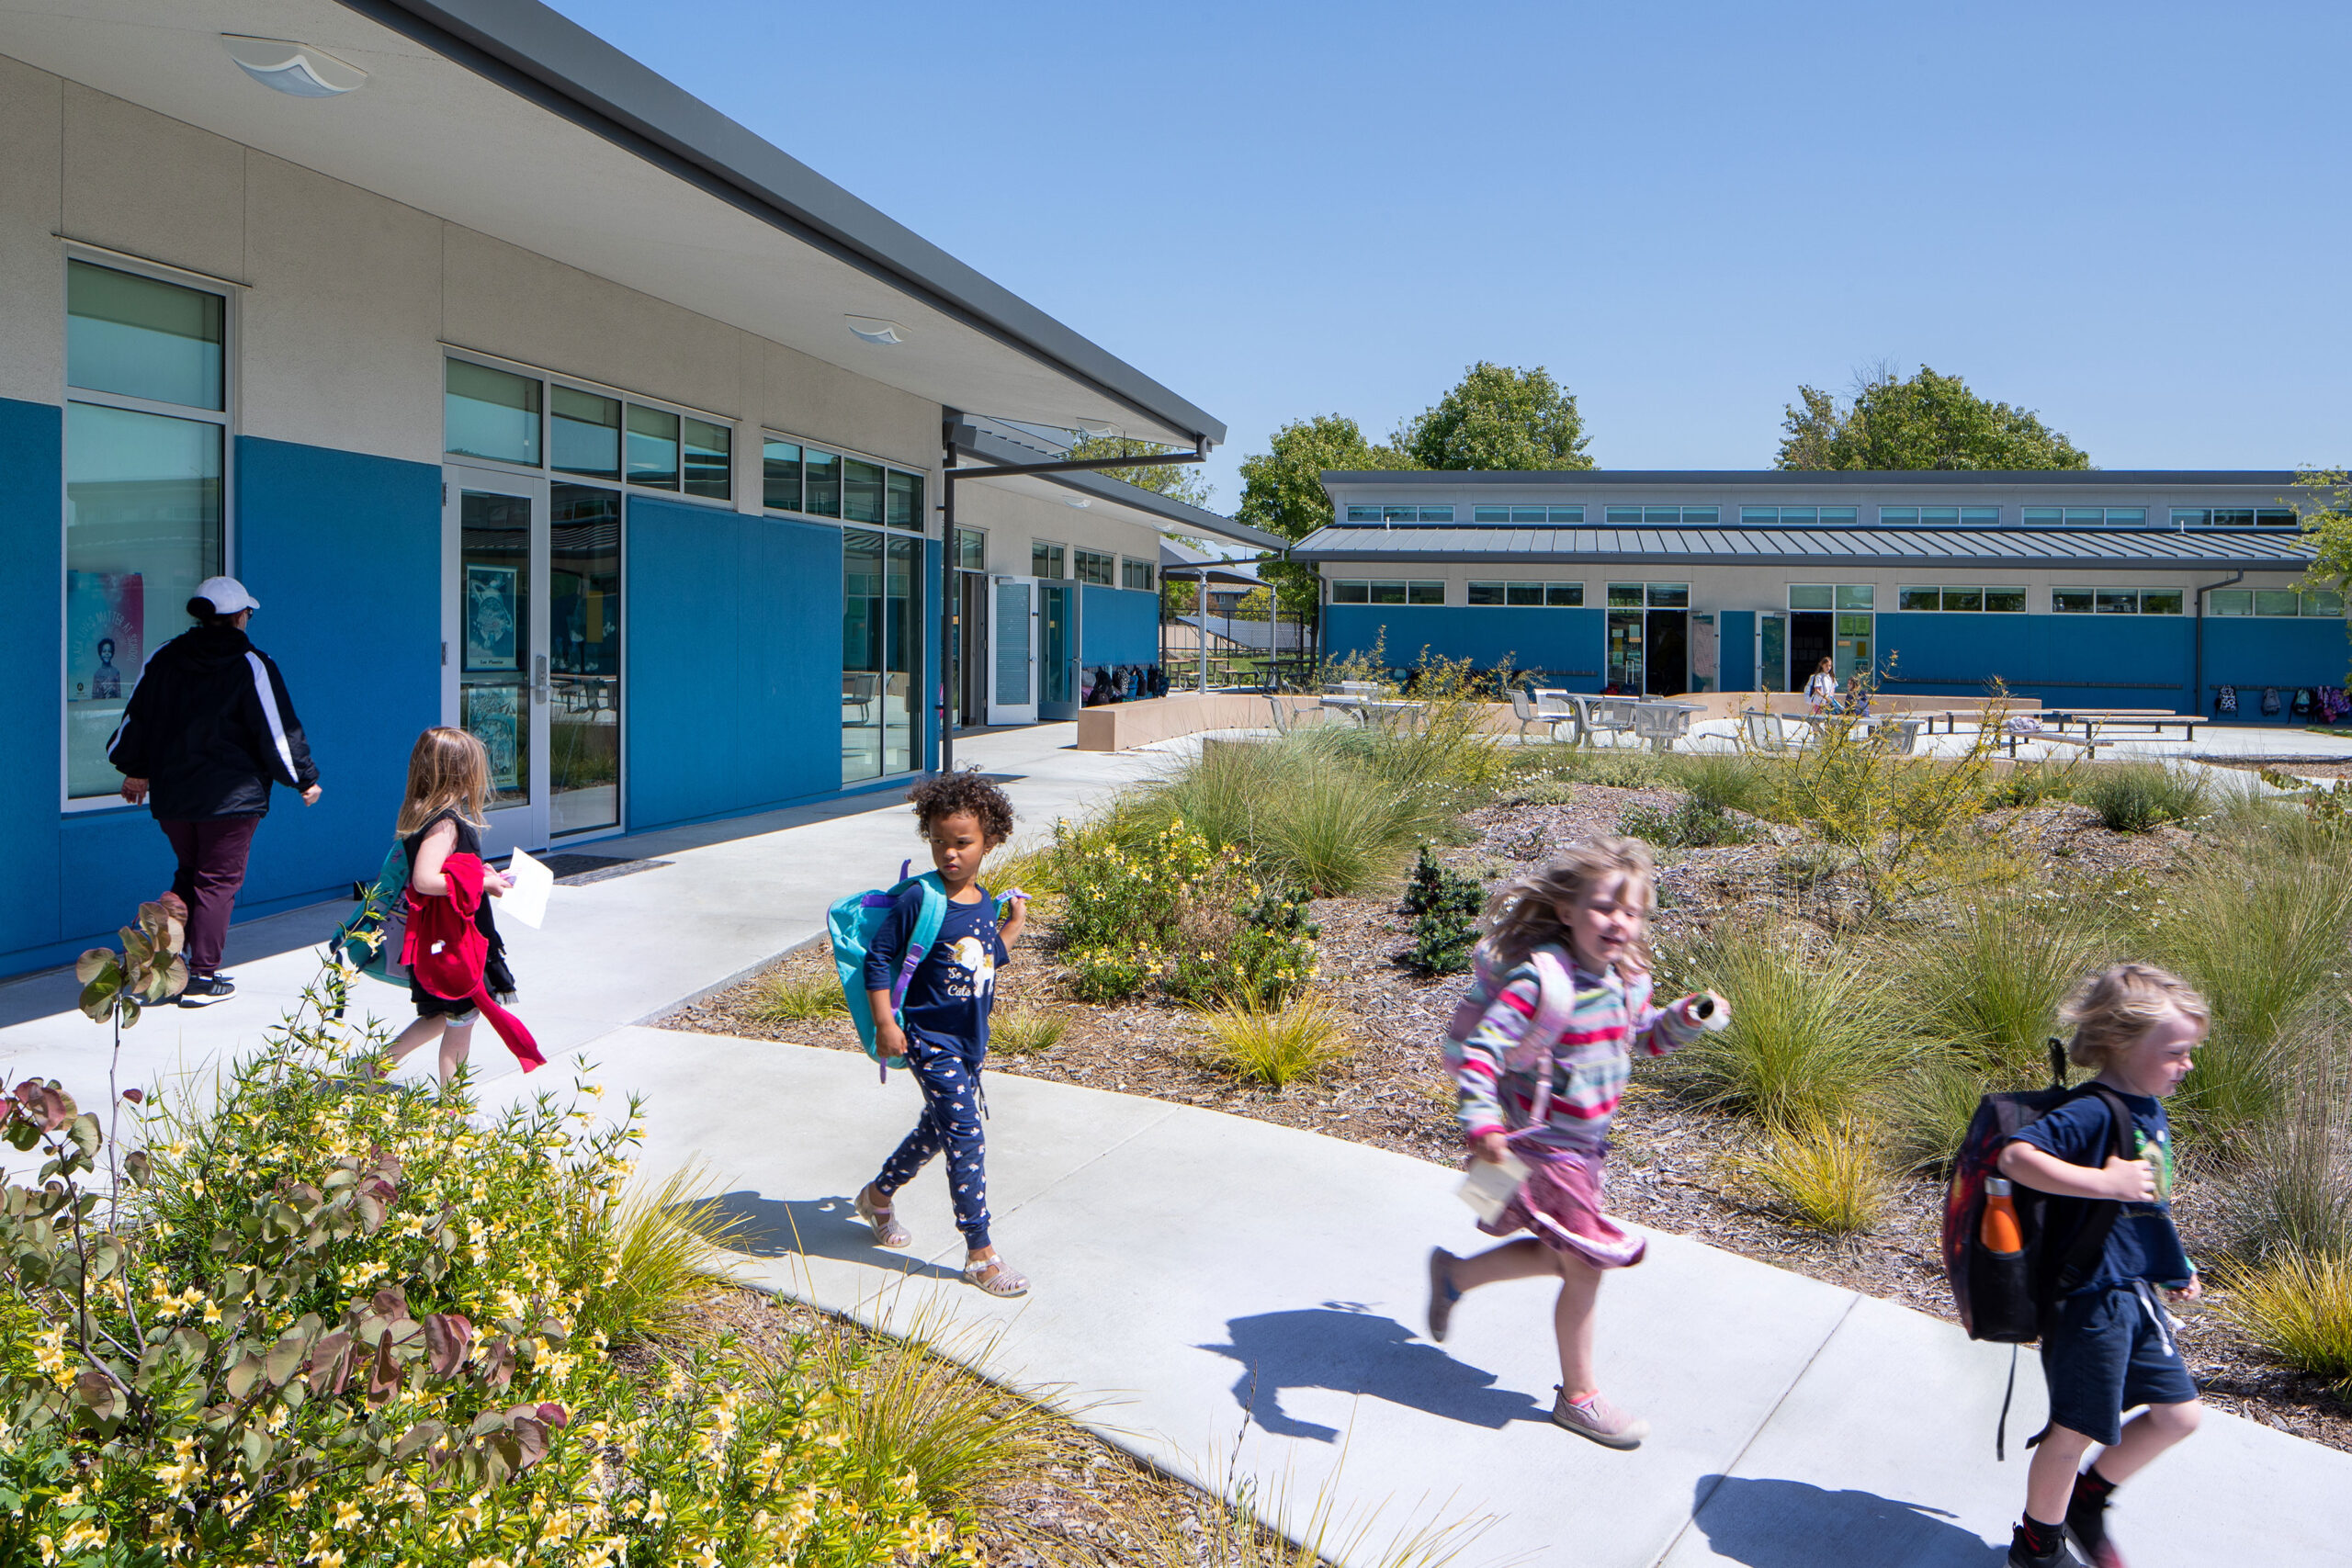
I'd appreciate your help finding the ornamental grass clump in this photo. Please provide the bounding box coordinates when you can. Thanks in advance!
[1193,992,1353,1089]
[749,968,847,1023]
[1618,795,1756,851]
[1055,818,1318,1007]
[1894,896,2114,1084]
[1739,1112,1893,1235]
[2076,761,2208,833]
[990,1005,1069,1056]
[2219,1249,2352,1390]
[0,922,965,1568]
[1664,923,1908,1129]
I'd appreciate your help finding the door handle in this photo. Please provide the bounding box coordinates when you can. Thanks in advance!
[533,654,548,703]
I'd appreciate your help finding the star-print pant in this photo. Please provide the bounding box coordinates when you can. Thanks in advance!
[875,1033,990,1250]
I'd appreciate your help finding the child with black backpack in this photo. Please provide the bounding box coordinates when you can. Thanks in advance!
[852,772,1030,1296]
[1999,964,2206,1568]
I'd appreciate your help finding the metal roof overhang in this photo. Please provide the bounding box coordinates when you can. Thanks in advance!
[0,0,1222,447]
[1319,469,2307,491]
[1291,525,2319,572]
[947,422,1283,551]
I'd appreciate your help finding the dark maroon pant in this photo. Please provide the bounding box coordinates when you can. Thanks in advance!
[158,816,261,976]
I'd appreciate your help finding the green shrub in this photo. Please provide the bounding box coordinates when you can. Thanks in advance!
[1401,846,1484,975]
[1670,751,1782,818]
[749,968,846,1023]
[1984,760,2081,810]
[2220,1011,2352,1260]
[1,948,955,1568]
[1666,924,1909,1127]
[1619,795,1757,850]
[1056,819,1319,1006]
[577,1163,746,1345]
[2076,761,2208,833]
[1741,1113,1892,1234]
[1193,993,1353,1089]
[1884,1055,2010,1175]
[2149,852,2352,1140]
[2219,1248,2352,1390]
[1893,897,2113,1082]
[991,1005,1069,1055]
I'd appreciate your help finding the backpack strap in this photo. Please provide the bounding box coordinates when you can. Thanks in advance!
[1514,949,1583,1133]
[2043,1083,2137,1306]
[888,874,951,1018]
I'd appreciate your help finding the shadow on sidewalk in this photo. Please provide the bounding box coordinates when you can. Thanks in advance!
[705,1190,964,1282]
[1689,1476,1996,1567]
[1198,1304,1545,1443]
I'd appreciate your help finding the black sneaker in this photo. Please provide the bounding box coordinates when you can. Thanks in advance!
[2067,1509,2126,1568]
[177,976,236,1007]
[2007,1523,2068,1568]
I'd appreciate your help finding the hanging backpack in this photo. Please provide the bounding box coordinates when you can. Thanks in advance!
[2262,686,2283,716]
[2215,685,2238,715]
[2293,687,2314,718]
[1940,1040,2132,1455]
[827,863,949,1081]
[330,841,412,987]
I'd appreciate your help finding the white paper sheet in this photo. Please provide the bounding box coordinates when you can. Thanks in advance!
[1458,1151,1532,1224]
[500,845,554,929]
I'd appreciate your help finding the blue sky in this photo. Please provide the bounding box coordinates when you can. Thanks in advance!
[547,0,2349,510]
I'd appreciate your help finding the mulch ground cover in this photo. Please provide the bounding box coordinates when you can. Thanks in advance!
[657,782,2352,1455]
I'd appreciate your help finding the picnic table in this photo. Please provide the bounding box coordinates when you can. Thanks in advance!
[1631,700,1702,752]
[2040,709,2201,741]
[1318,691,1427,728]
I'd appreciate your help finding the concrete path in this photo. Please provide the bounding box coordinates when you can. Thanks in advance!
[3,721,2346,1566]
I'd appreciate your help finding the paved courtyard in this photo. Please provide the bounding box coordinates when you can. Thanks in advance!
[3,720,2346,1567]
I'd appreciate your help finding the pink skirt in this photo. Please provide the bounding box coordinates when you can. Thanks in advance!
[1476,1145,1647,1269]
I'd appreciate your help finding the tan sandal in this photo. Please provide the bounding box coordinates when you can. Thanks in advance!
[855,1186,911,1249]
[965,1256,1029,1297]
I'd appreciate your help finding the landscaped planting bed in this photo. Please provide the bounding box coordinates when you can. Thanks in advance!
[671,705,2352,1459]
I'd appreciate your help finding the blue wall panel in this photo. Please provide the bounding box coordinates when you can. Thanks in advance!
[1324,606,1603,687]
[1876,612,2199,706]
[1717,610,1756,693]
[216,438,441,915]
[1080,584,1159,666]
[628,499,840,829]
[2203,616,2352,716]
[0,398,62,958]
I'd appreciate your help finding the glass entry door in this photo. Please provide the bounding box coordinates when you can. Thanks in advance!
[445,468,548,856]
[1759,612,1788,691]
[549,484,622,835]
[1038,581,1077,720]
[987,576,1037,725]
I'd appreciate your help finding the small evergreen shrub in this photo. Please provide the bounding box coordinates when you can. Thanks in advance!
[1400,846,1484,975]
[1618,795,1756,850]
[2076,762,2207,833]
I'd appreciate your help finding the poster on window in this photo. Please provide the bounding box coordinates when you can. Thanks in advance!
[66,570,143,704]
[465,564,519,672]
[462,684,523,792]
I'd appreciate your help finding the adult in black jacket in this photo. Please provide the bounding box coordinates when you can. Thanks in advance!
[108,577,321,1006]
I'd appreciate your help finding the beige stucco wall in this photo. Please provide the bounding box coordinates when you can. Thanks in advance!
[2,68,940,499]
[947,479,1165,581]
[1312,559,2314,609]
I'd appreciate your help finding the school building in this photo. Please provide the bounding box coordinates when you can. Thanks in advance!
[0,0,1266,980]
[1303,471,2345,712]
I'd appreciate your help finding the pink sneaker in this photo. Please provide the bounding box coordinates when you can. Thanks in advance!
[1552,1387,1648,1450]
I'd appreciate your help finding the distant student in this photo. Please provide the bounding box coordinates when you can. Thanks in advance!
[1804,657,1838,714]
[1427,837,1724,1450]
[1999,964,2206,1568]
[379,728,519,1089]
[854,772,1031,1296]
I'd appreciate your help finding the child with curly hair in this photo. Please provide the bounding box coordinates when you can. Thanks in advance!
[854,769,1031,1295]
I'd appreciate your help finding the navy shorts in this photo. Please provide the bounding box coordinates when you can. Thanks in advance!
[2041,1283,2199,1445]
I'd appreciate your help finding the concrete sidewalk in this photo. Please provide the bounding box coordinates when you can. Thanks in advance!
[2,720,2346,1566]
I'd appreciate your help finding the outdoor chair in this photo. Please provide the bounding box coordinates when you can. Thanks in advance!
[1872,716,1924,756]
[842,671,877,723]
[1741,708,1797,752]
[1510,688,1576,741]
[1631,703,1695,753]
[1573,694,1639,747]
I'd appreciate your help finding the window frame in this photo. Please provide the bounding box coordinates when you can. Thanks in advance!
[1073,547,1115,587]
[754,425,931,534]
[1747,505,1862,525]
[2052,587,2185,615]
[1121,557,1156,592]
[439,346,741,508]
[1329,579,1442,605]
[62,247,241,813]
[1467,580,1585,606]
[1031,541,1067,581]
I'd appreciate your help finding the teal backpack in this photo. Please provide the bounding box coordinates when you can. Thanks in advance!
[331,841,412,987]
[828,862,949,1081]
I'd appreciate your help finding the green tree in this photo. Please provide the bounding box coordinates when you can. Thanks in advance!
[1776,365,2090,470]
[2292,468,2352,675]
[1236,413,1417,631]
[1396,362,1594,470]
[1065,434,1215,509]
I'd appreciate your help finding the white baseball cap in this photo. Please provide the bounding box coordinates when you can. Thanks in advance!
[193,576,260,615]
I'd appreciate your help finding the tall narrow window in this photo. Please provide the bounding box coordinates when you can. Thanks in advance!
[65,262,229,801]
[886,469,924,532]
[763,438,803,512]
[549,483,622,834]
[682,417,730,500]
[803,449,842,517]
[842,459,885,524]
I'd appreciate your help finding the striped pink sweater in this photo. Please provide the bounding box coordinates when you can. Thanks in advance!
[1443,942,1702,1155]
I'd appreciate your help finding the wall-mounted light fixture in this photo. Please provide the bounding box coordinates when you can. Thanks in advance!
[1073,421,1120,439]
[221,35,368,96]
[1063,497,1092,509]
[845,316,905,345]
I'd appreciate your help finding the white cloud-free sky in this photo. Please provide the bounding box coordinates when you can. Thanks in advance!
[547,0,2350,508]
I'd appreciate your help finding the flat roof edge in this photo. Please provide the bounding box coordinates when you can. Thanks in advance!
[1318,468,2309,488]
[949,423,1283,551]
[338,0,1225,447]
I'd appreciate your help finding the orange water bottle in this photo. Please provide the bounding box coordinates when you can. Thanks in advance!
[1981,1177,2024,1256]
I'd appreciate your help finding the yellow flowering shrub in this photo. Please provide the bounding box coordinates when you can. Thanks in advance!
[0,958,954,1566]
[1053,818,1318,1007]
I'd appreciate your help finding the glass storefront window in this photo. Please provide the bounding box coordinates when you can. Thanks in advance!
[549,483,622,834]
[1607,583,1645,607]
[1835,584,1874,610]
[458,491,533,807]
[683,417,730,500]
[1984,589,2027,613]
[804,449,841,517]
[1075,549,1114,586]
[842,529,921,783]
[1787,584,1833,610]
[843,458,885,524]
[550,387,620,479]
[446,359,540,466]
[1032,542,1066,580]
[1123,558,1154,590]
[64,401,222,798]
[763,439,803,512]
[2207,590,2251,616]
[68,261,224,410]
[886,469,923,532]
[626,405,679,489]
[2141,590,2184,615]
[956,527,986,570]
